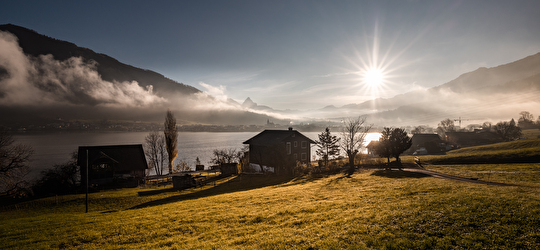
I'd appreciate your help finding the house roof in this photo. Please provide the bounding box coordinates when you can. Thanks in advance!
[243,129,316,146]
[77,144,148,171]
[366,140,379,149]
[411,134,443,143]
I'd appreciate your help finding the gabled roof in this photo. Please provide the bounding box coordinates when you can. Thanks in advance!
[243,129,316,146]
[411,134,442,141]
[77,144,148,171]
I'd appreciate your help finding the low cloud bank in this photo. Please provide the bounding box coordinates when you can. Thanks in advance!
[0,31,165,108]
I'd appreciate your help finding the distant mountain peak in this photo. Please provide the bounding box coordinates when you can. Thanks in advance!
[242,97,256,108]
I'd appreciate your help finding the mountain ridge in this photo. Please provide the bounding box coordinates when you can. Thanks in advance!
[0,24,200,97]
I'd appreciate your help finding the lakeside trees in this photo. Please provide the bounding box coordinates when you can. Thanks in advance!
[0,127,34,197]
[340,117,372,175]
[145,131,167,176]
[316,127,340,170]
[164,110,178,174]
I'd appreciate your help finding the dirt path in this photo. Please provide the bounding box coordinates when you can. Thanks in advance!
[398,162,514,186]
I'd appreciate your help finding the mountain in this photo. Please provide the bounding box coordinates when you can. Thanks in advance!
[0,24,287,126]
[322,52,540,126]
[0,24,199,97]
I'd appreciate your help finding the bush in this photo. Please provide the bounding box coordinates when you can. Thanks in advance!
[33,154,79,196]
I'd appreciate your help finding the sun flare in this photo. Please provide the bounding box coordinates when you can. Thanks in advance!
[363,67,385,87]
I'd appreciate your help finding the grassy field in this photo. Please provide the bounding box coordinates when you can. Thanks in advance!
[2,135,540,249]
[403,138,540,165]
[2,166,540,249]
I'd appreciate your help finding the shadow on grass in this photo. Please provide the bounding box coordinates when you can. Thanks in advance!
[129,174,295,210]
[371,169,430,179]
[137,188,178,196]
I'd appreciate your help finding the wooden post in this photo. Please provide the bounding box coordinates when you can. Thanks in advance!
[86,149,89,213]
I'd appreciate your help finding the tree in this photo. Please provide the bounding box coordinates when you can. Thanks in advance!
[437,118,455,138]
[340,117,372,175]
[0,127,34,196]
[481,122,492,131]
[518,111,535,129]
[33,152,79,196]
[374,127,393,163]
[374,128,412,163]
[389,128,412,162]
[494,119,522,141]
[209,148,238,165]
[164,110,178,174]
[316,127,340,170]
[174,159,191,172]
[411,126,426,134]
[144,131,167,176]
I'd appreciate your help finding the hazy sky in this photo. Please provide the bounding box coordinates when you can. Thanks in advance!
[2,0,540,110]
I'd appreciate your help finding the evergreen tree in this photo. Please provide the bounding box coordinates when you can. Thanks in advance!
[374,127,412,163]
[316,127,340,169]
[374,128,393,163]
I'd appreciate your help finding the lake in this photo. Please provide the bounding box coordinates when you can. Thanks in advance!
[14,131,380,179]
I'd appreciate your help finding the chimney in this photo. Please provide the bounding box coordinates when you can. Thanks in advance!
[288,127,293,131]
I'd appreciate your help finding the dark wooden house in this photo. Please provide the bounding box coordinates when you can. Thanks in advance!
[406,134,446,155]
[243,128,316,174]
[445,131,502,148]
[78,144,148,188]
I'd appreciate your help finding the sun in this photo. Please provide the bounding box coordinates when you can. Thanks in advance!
[363,67,385,87]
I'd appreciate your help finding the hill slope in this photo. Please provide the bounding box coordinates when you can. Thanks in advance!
[0,24,200,97]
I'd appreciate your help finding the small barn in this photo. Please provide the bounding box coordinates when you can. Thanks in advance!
[78,144,148,188]
[445,131,502,147]
[243,127,316,174]
[406,134,446,155]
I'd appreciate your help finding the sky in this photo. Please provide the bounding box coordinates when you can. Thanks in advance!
[2,0,540,111]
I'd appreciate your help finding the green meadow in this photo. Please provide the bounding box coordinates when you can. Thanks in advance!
[2,138,540,249]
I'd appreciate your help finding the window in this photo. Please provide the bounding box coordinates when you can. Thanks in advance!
[286,142,291,155]
[301,141,307,148]
[301,153,307,161]
[294,141,297,147]
[294,153,298,160]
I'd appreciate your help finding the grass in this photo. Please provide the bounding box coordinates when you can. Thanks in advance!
[2,167,540,249]
[423,163,540,187]
[2,136,540,249]
[522,128,540,139]
[403,138,540,165]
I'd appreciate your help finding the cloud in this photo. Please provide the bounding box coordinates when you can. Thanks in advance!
[0,31,166,108]
[198,82,228,102]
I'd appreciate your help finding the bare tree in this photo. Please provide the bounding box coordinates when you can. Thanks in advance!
[340,117,372,175]
[411,126,425,134]
[0,128,34,196]
[494,119,522,141]
[209,148,238,165]
[437,118,455,138]
[164,110,178,174]
[482,122,492,131]
[144,131,167,176]
[174,158,191,172]
[518,111,535,129]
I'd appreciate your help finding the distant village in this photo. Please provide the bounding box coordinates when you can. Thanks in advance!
[7,118,341,133]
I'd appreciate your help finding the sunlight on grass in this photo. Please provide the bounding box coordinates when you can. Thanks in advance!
[2,169,540,249]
